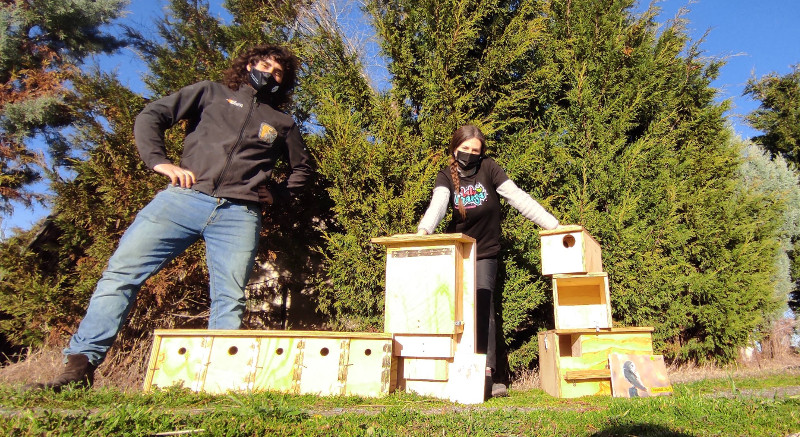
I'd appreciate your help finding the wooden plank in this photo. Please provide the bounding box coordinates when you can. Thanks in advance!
[455,240,478,355]
[538,331,561,397]
[539,225,585,236]
[560,379,613,398]
[142,332,163,391]
[454,240,464,334]
[152,329,392,340]
[298,338,347,396]
[393,335,454,358]
[551,272,608,289]
[404,379,449,399]
[403,358,449,381]
[574,332,654,358]
[582,231,603,276]
[371,233,475,246]
[552,327,654,335]
[557,305,611,330]
[565,369,611,380]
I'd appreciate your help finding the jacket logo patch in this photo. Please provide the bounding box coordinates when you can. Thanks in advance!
[259,123,278,143]
[227,99,244,108]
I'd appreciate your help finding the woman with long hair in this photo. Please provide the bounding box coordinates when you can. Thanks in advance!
[416,124,559,397]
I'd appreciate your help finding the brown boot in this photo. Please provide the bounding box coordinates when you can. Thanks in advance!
[24,354,96,392]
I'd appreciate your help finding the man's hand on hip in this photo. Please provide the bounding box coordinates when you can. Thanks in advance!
[154,163,197,188]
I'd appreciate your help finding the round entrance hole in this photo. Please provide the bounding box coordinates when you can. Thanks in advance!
[177,347,187,355]
[320,347,330,356]
[562,234,576,248]
[228,346,238,355]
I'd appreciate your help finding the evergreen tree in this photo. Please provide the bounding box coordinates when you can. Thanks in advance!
[296,2,438,330]
[0,0,327,361]
[744,65,800,166]
[738,139,800,313]
[352,0,785,368]
[2,0,791,375]
[0,0,126,216]
[744,65,800,312]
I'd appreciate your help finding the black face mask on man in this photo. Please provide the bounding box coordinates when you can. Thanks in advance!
[248,68,280,94]
[455,151,482,171]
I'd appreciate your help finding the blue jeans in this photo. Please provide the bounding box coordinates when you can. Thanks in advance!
[65,185,262,365]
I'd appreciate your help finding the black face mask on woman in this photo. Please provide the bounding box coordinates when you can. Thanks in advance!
[248,68,280,94]
[455,151,482,171]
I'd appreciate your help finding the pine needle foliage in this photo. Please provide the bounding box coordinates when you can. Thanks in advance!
[0,0,792,375]
[351,0,787,369]
[744,65,800,167]
[0,0,328,355]
[0,0,126,215]
[744,65,800,312]
[294,5,440,330]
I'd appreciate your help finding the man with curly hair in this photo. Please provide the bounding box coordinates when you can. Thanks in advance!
[28,44,313,391]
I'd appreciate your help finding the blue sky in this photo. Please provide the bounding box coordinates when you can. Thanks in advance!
[2,0,800,236]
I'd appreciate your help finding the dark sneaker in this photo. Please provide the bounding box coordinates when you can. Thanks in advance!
[491,383,508,397]
[24,354,96,392]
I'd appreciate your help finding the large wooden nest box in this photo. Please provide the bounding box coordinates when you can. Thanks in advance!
[540,225,602,275]
[371,233,486,404]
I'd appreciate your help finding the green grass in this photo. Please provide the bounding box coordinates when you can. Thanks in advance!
[1,374,798,436]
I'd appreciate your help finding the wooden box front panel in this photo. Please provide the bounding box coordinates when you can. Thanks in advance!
[384,245,459,335]
[298,338,348,396]
[252,337,304,394]
[345,339,395,397]
[146,335,211,392]
[203,336,260,393]
[393,334,455,358]
[402,358,449,381]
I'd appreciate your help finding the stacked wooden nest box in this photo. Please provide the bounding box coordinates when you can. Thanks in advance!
[144,233,485,404]
[537,225,655,398]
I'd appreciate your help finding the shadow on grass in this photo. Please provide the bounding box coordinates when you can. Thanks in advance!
[591,423,693,437]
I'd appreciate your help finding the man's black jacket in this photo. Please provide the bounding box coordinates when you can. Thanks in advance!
[134,80,312,202]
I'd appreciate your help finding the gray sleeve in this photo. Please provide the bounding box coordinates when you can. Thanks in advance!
[417,186,451,234]
[497,180,559,230]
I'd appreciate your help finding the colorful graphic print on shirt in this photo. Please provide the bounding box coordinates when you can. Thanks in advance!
[453,182,488,209]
